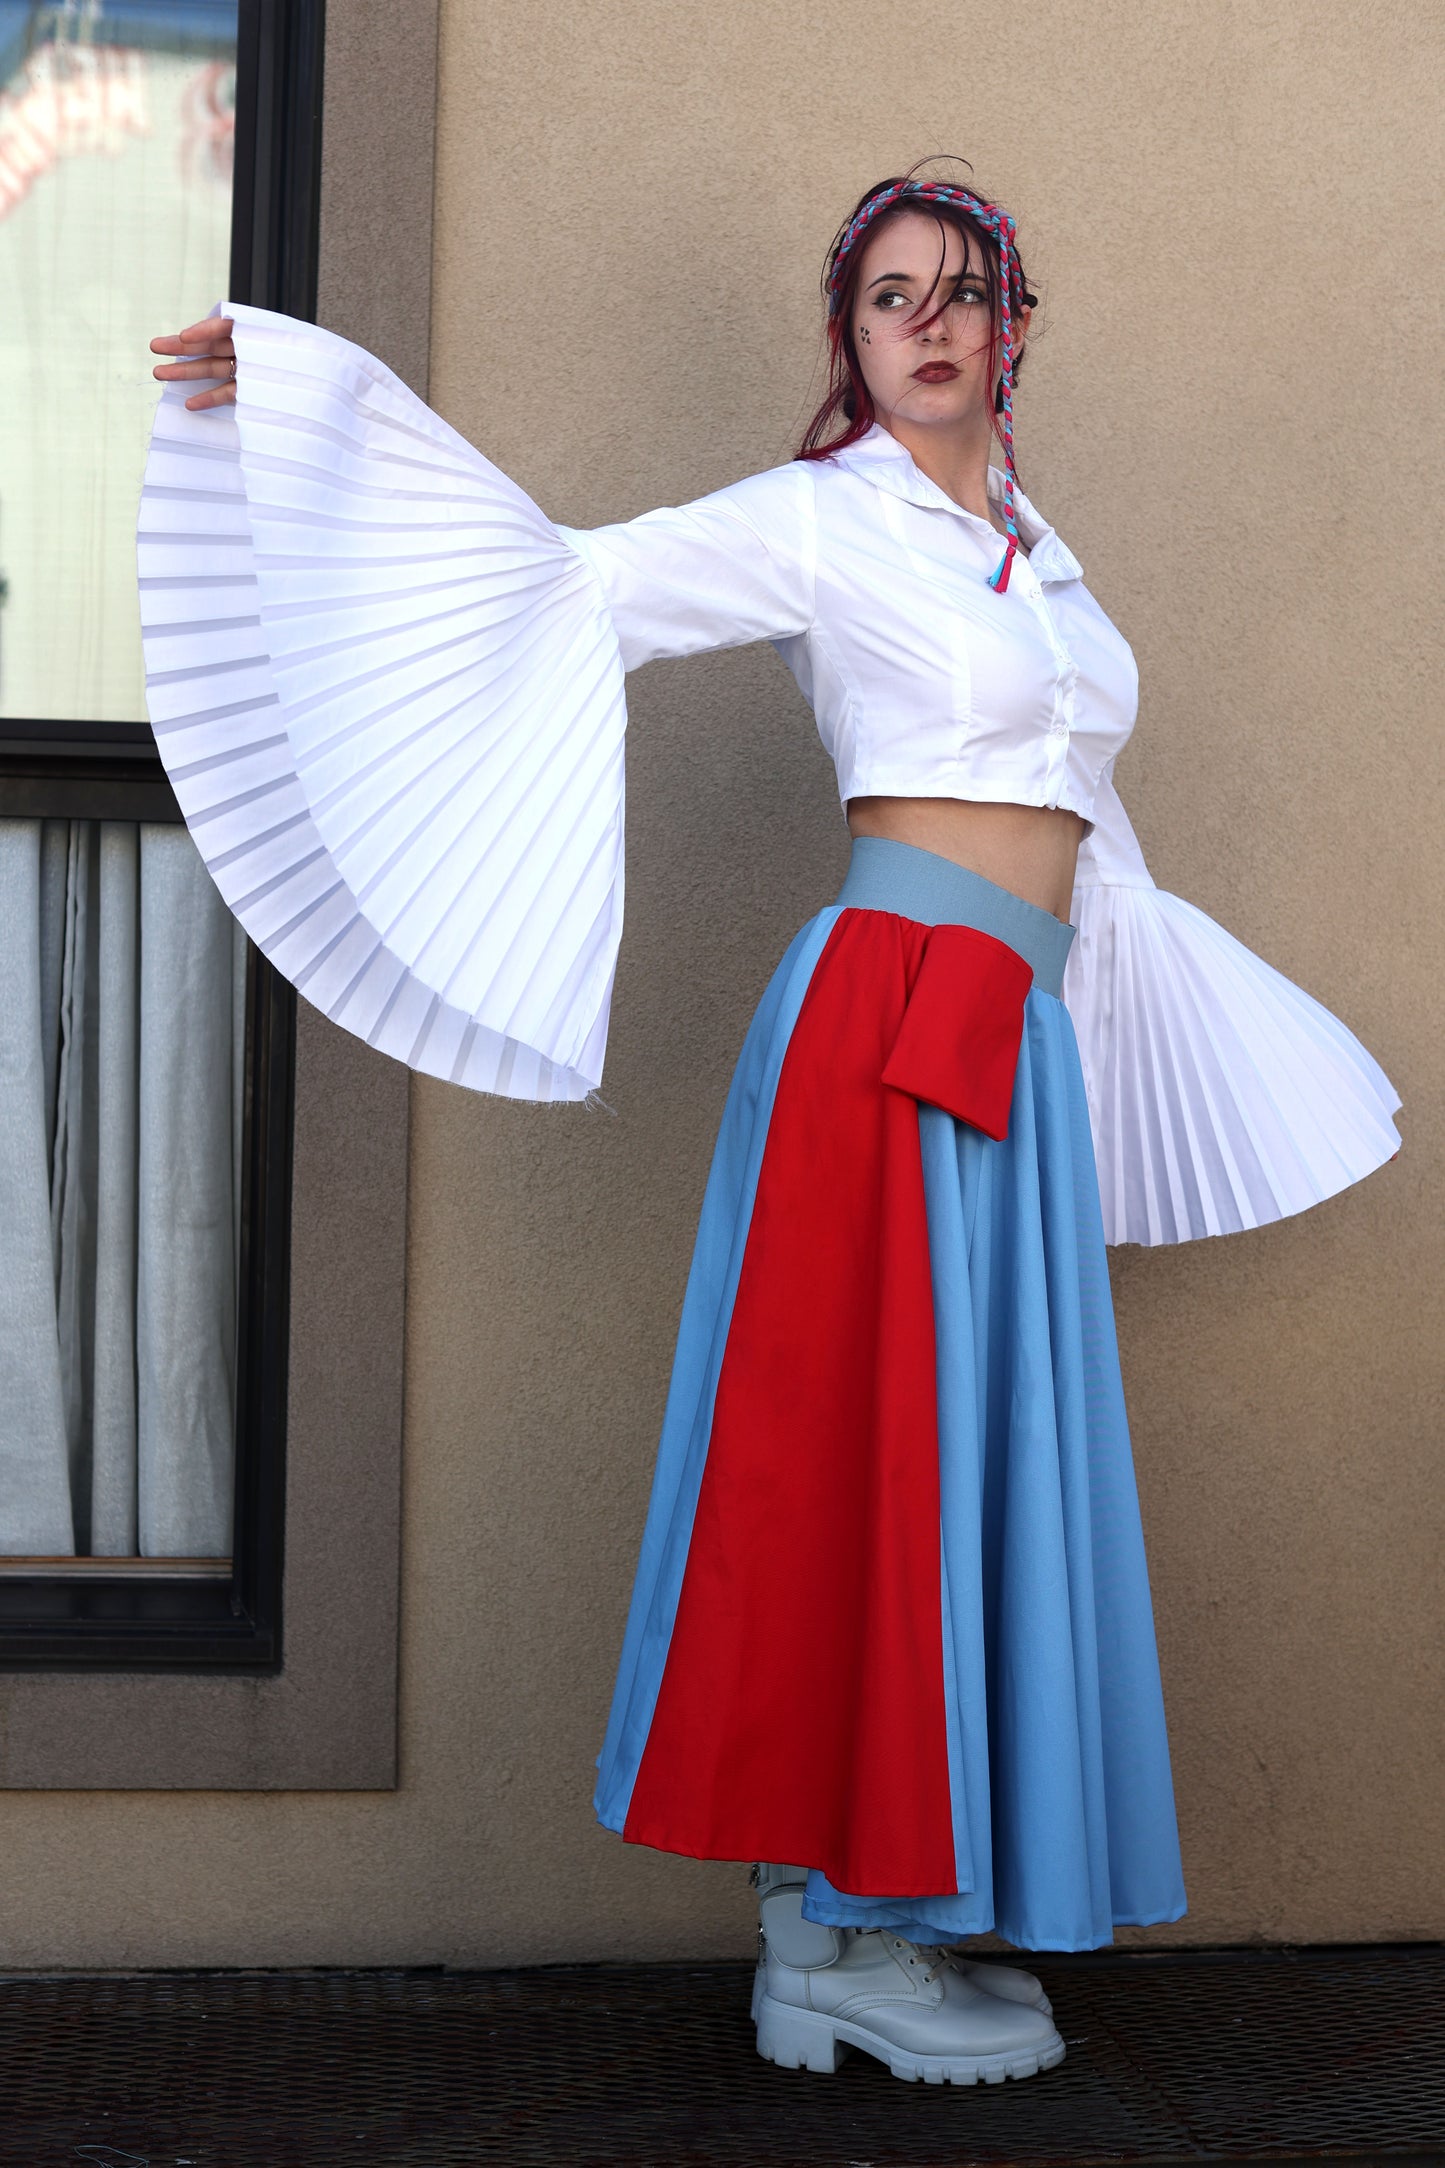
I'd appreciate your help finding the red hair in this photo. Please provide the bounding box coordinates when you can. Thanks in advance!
[796,165,1035,465]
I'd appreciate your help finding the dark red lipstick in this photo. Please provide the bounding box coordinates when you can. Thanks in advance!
[912,362,960,383]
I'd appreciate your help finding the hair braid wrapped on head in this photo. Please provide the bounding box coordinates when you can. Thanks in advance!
[822,177,1030,596]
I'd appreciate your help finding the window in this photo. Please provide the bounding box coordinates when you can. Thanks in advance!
[0,0,323,1668]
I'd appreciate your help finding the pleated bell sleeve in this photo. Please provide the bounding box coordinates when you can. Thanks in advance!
[138,308,816,1101]
[134,311,597,1099]
[1063,770,1402,1245]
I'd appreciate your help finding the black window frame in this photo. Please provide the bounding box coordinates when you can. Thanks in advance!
[0,0,325,1671]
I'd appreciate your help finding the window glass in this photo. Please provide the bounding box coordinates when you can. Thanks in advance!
[0,814,246,1559]
[0,2,245,1563]
[0,0,238,723]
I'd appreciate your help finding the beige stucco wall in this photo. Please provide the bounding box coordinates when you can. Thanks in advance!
[0,0,1437,1971]
[410,0,1445,1957]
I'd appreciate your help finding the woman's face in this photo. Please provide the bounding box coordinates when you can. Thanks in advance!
[848,211,1026,433]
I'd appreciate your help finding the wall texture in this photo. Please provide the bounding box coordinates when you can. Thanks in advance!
[412,0,1445,1959]
[0,0,1437,1968]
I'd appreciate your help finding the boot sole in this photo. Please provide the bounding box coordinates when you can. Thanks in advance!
[755,1991,1067,2084]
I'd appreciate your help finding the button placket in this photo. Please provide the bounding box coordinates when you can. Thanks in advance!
[880,491,982,749]
[1017,572,1077,798]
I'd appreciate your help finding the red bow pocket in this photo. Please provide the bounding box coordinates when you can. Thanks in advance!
[880,923,1033,1141]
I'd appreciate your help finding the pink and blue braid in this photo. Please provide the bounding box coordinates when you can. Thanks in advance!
[829,180,1026,595]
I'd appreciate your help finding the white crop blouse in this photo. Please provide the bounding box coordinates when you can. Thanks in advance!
[559,424,1136,828]
[136,306,1401,1243]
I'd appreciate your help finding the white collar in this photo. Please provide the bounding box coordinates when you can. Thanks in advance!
[827,424,1084,584]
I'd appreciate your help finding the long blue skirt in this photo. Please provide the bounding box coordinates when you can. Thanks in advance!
[596,838,1187,1951]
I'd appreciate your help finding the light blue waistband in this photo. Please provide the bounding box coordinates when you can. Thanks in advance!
[835,837,1076,998]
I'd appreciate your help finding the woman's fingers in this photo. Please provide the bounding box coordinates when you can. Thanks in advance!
[151,318,237,407]
[151,338,233,361]
[149,336,234,359]
[149,315,235,354]
[153,355,234,380]
[182,382,238,411]
[152,353,238,406]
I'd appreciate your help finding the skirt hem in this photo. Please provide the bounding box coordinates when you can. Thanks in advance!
[599,1809,1189,1952]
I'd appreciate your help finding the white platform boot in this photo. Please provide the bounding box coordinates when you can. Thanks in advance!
[754,1885,1066,2085]
[750,1864,1053,2018]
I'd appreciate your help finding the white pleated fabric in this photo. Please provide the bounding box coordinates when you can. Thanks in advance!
[137,308,1403,1222]
[1066,774,1402,1246]
[137,305,627,1102]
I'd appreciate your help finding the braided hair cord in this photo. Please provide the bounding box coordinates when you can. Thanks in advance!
[828,180,1026,596]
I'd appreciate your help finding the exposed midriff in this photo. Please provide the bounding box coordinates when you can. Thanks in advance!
[846,796,1087,923]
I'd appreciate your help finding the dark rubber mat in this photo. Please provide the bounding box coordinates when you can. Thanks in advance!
[0,1944,1440,2167]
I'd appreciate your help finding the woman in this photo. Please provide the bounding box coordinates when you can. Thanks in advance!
[145,168,1401,2087]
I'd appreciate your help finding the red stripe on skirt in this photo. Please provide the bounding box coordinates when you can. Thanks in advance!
[622,907,1031,1895]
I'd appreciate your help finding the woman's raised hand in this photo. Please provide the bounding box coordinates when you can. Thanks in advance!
[150,316,237,410]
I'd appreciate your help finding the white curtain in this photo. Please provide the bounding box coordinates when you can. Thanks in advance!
[0,818,246,1556]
